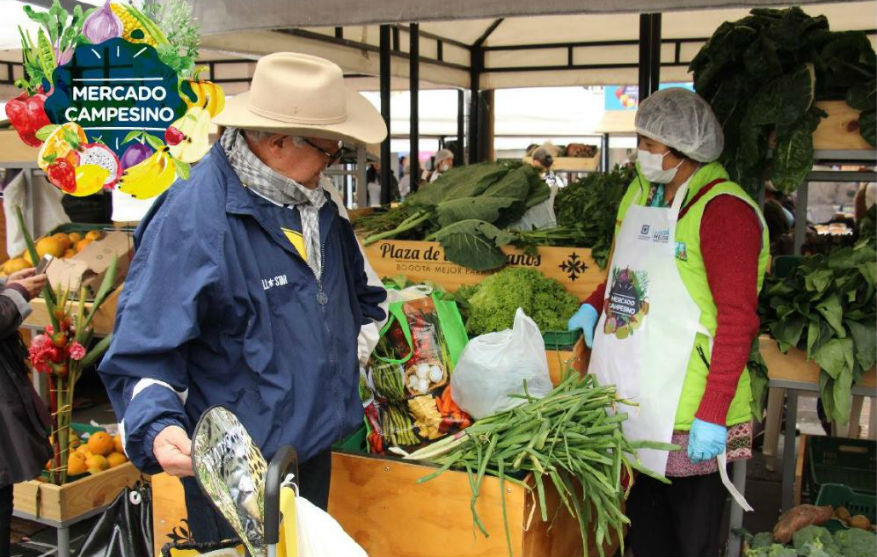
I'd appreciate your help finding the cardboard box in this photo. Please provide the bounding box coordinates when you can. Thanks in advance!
[45,231,132,299]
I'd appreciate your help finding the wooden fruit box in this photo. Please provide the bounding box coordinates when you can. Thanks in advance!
[13,461,141,523]
[328,452,621,557]
[811,100,874,151]
[546,337,589,386]
[523,155,599,172]
[759,335,876,388]
[22,285,122,337]
[364,240,606,301]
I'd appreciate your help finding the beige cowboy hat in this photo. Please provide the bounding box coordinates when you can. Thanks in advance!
[213,52,387,145]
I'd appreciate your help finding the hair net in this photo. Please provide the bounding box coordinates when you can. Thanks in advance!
[634,88,724,163]
[532,147,554,167]
[435,149,454,163]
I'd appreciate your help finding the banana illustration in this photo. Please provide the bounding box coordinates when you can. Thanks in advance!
[117,148,177,199]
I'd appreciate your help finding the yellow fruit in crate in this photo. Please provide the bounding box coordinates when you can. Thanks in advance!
[85,454,109,474]
[4,257,30,274]
[85,230,102,241]
[113,434,124,454]
[107,452,127,468]
[63,249,76,258]
[51,233,72,251]
[87,431,114,456]
[68,232,82,243]
[75,238,93,252]
[68,452,88,476]
[36,236,65,258]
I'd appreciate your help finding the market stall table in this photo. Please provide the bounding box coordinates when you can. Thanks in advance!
[759,336,877,512]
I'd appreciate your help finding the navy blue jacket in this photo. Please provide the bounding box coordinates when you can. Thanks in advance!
[98,143,386,473]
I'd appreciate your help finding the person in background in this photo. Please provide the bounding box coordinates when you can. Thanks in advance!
[366,161,400,206]
[763,183,795,255]
[508,143,561,231]
[0,267,50,557]
[98,53,387,544]
[424,149,454,183]
[567,88,769,557]
[398,160,412,200]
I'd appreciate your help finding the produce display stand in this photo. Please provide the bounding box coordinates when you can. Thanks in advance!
[327,451,620,557]
[758,335,877,512]
[362,240,606,301]
[12,462,143,557]
[522,154,600,173]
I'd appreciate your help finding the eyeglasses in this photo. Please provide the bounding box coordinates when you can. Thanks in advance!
[301,138,345,166]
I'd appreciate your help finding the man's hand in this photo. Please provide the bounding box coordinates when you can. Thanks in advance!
[8,268,48,299]
[153,425,193,476]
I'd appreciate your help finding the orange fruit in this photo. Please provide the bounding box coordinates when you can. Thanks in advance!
[68,452,88,475]
[107,452,127,468]
[63,249,76,258]
[85,454,109,474]
[36,236,65,258]
[113,434,124,454]
[68,232,82,243]
[52,233,72,251]
[87,431,114,456]
[23,251,34,265]
[85,230,102,241]
[75,238,93,252]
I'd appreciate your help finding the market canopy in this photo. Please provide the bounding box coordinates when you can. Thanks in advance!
[190,0,876,89]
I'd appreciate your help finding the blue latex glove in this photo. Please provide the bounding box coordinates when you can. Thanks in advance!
[687,418,727,463]
[567,303,599,348]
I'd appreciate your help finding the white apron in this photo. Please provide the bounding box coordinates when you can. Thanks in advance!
[589,181,753,511]
[589,183,699,476]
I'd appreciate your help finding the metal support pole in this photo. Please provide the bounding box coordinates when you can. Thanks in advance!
[409,23,420,193]
[356,144,367,208]
[649,14,662,95]
[457,89,465,166]
[57,526,70,557]
[468,46,483,164]
[601,133,610,171]
[379,25,392,205]
[782,390,799,512]
[638,13,662,100]
[793,180,808,255]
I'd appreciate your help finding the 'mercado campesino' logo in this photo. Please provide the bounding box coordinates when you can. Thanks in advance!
[6,0,224,199]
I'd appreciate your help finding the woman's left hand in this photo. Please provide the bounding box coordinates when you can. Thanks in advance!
[688,418,727,462]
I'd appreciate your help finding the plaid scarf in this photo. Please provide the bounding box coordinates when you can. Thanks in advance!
[221,128,326,277]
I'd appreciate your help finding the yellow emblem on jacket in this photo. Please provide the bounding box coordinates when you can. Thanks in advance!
[281,228,307,260]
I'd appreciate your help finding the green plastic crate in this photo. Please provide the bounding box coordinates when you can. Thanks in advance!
[815,483,876,532]
[808,437,876,496]
[543,329,582,351]
[333,425,367,454]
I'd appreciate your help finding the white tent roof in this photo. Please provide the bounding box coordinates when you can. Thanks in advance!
[192,1,876,89]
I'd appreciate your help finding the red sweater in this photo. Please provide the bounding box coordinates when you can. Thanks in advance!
[585,195,763,425]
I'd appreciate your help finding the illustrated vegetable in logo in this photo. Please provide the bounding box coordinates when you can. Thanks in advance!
[7,0,224,199]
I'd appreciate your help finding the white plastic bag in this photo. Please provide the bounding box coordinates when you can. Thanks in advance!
[295,496,368,557]
[450,308,552,419]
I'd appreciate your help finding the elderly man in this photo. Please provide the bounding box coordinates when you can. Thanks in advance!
[98,52,387,542]
[424,148,454,183]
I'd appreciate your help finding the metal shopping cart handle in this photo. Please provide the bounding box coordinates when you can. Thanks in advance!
[264,446,299,548]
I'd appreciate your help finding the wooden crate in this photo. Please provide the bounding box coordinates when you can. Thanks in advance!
[546,338,589,385]
[328,452,620,557]
[812,100,873,151]
[523,155,599,172]
[13,462,141,523]
[759,336,876,389]
[364,240,606,300]
[22,285,122,336]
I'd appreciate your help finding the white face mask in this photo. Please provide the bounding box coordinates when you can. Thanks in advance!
[637,149,683,184]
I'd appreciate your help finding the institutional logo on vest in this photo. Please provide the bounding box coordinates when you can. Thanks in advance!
[604,266,650,340]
